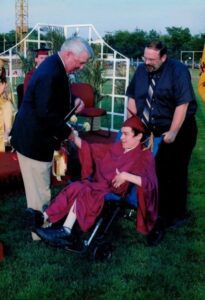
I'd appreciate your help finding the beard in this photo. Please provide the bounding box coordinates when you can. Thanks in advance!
[145,64,157,72]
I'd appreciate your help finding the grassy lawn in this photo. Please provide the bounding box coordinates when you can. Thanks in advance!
[0,70,205,300]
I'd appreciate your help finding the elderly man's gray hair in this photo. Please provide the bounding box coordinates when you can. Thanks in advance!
[61,37,94,58]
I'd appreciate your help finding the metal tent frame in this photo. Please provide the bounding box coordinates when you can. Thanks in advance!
[0,23,130,131]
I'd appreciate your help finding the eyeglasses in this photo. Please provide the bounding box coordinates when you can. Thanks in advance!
[142,56,160,63]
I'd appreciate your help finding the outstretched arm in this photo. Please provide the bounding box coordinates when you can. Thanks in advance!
[127,97,137,117]
[73,132,82,149]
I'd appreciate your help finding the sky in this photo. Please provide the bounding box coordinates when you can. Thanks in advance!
[1,0,205,37]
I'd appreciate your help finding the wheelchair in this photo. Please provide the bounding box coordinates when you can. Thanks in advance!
[50,136,163,261]
[53,189,136,260]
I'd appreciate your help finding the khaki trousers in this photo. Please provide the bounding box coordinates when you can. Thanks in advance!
[17,152,52,240]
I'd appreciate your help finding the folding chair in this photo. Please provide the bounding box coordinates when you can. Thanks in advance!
[70,83,110,137]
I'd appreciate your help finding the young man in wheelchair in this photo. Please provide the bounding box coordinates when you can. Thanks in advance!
[25,115,158,247]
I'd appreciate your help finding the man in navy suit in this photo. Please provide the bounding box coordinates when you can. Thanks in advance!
[11,37,94,240]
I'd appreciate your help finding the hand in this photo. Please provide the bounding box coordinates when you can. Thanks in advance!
[67,129,78,142]
[162,130,177,144]
[112,169,127,188]
[75,98,85,113]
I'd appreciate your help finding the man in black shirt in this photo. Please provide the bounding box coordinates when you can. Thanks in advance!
[127,40,197,238]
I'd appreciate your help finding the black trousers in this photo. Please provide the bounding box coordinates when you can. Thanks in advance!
[155,117,197,222]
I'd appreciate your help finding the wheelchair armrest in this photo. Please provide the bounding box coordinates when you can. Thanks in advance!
[104,193,121,201]
[104,184,138,209]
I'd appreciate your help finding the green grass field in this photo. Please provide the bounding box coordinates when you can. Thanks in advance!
[0,70,205,300]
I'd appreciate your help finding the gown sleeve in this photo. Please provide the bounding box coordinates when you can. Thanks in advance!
[78,140,112,179]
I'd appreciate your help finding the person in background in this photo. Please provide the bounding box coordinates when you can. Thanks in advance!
[25,116,158,247]
[0,58,15,151]
[23,48,50,94]
[127,40,197,239]
[11,37,94,240]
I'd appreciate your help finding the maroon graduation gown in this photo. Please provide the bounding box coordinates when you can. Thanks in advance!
[23,68,35,94]
[46,141,158,234]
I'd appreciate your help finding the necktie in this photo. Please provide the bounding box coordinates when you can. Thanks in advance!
[142,76,156,127]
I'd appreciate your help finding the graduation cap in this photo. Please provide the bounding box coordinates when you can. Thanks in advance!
[123,107,146,133]
[0,58,8,68]
[33,48,50,57]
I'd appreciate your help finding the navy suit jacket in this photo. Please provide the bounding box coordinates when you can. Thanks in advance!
[11,54,73,162]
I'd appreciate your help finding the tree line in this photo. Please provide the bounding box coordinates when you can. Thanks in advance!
[104,27,205,61]
[0,26,204,61]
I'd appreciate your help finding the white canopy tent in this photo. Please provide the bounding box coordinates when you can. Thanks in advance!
[0,23,130,131]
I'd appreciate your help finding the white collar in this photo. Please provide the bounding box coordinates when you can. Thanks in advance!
[124,145,137,153]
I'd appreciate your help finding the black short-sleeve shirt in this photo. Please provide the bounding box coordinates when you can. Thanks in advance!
[126,59,197,134]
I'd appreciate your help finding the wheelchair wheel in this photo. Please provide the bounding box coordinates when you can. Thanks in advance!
[92,242,112,261]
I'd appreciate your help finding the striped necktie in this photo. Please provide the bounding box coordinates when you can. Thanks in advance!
[142,76,156,127]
